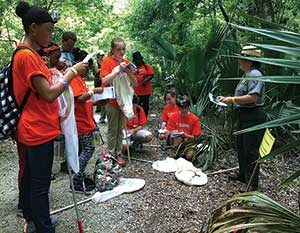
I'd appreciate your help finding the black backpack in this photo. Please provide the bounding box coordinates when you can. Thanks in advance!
[0,46,31,140]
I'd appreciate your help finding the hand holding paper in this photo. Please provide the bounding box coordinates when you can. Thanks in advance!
[93,87,115,101]
[209,93,228,107]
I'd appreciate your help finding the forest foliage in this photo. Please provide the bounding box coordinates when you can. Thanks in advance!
[1,1,300,230]
[1,0,300,163]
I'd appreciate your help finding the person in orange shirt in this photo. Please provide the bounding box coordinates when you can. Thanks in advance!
[162,95,202,148]
[158,89,179,140]
[160,89,179,127]
[132,51,154,117]
[70,49,103,193]
[100,38,136,166]
[41,42,68,71]
[123,95,153,151]
[13,2,88,232]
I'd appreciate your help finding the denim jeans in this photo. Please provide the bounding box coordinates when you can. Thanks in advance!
[21,140,55,233]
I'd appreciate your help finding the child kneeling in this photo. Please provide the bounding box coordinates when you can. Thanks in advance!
[123,96,152,152]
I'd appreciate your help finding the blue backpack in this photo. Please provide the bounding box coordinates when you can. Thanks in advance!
[0,46,31,140]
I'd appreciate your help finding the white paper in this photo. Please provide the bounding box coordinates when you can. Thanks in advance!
[93,87,115,101]
[170,132,184,138]
[83,50,101,63]
[158,129,168,134]
[209,93,228,107]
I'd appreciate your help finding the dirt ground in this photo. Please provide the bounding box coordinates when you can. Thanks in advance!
[0,111,299,233]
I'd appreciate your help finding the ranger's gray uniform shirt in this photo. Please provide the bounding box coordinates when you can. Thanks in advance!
[234,69,265,108]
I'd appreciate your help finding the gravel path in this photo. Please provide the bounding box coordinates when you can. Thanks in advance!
[0,113,299,233]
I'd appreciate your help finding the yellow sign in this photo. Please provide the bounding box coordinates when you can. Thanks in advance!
[259,128,275,157]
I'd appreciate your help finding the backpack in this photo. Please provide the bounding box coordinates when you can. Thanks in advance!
[94,151,122,192]
[0,46,31,140]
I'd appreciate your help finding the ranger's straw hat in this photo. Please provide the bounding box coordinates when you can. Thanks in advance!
[241,45,261,57]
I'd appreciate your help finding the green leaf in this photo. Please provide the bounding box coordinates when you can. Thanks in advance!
[234,113,300,135]
[235,12,286,30]
[279,170,300,188]
[250,43,300,57]
[153,36,176,60]
[209,192,300,233]
[230,55,300,69]
[221,76,300,84]
[231,24,300,46]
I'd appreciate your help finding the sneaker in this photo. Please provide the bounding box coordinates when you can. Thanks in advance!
[24,216,58,233]
[84,177,95,190]
[116,155,126,167]
[71,179,94,195]
[60,161,68,174]
[228,173,245,183]
[50,173,56,181]
[17,202,23,213]
[50,215,58,227]
[133,141,143,151]
[239,184,258,193]
[24,220,35,233]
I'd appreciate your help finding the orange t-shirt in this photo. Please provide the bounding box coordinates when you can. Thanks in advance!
[167,111,202,137]
[100,56,129,109]
[126,105,147,129]
[12,44,61,146]
[161,104,179,123]
[70,76,96,136]
[133,64,154,96]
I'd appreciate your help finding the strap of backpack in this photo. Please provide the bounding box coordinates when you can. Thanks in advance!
[11,46,33,111]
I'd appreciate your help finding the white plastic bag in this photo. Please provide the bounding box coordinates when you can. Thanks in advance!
[113,72,134,119]
[60,89,79,174]
[51,69,79,173]
[92,178,145,203]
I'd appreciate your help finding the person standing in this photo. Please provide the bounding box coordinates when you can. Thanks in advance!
[60,31,77,67]
[70,49,103,193]
[218,45,266,192]
[93,50,107,122]
[100,38,136,166]
[59,31,77,173]
[132,51,154,117]
[14,2,87,232]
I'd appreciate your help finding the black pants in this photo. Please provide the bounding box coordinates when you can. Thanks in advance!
[237,107,266,187]
[21,140,55,233]
[138,94,150,117]
[76,132,95,179]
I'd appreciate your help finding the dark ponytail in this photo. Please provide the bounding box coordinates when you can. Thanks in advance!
[16,1,31,32]
[15,1,55,33]
[16,1,30,18]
